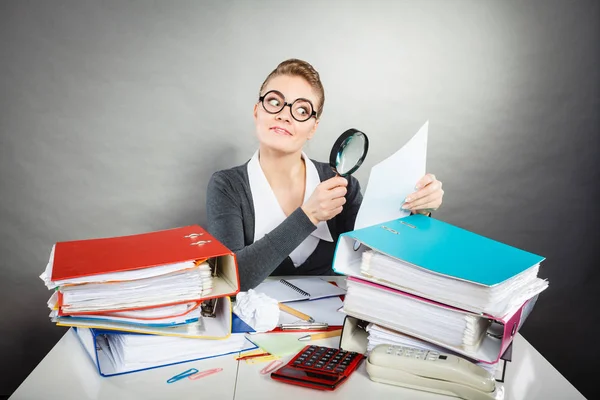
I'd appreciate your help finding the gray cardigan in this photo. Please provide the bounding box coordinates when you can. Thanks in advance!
[206,160,362,291]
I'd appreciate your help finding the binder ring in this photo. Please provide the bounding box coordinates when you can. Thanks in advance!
[190,240,211,246]
[381,225,399,234]
[185,233,204,238]
[353,240,361,251]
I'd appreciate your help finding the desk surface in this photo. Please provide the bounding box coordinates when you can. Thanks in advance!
[11,277,586,400]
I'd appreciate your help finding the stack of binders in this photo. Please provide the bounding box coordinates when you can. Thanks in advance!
[40,225,257,376]
[333,214,548,378]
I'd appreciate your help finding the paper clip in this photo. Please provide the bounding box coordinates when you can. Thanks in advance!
[167,368,199,384]
[260,360,283,375]
[188,367,223,380]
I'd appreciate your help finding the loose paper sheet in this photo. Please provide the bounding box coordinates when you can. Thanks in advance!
[354,121,428,230]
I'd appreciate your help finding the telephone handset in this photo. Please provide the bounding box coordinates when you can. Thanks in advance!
[366,344,504,400]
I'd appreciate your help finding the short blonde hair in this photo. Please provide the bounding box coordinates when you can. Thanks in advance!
[259,59,325,118]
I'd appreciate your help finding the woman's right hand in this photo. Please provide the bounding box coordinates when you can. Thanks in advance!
[301,176,348,226]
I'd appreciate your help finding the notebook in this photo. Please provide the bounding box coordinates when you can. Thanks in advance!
[253,278,346,303]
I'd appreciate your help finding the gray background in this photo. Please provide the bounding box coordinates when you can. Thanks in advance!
[0,0,597,398]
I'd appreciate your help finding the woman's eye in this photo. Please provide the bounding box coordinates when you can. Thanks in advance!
[268,99,280,107]
[296,107,307,115]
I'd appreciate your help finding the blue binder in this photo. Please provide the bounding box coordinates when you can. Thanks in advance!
[334,214,545,286]
[74,326,257,377]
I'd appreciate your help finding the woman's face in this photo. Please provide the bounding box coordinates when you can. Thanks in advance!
[253,74,320,155]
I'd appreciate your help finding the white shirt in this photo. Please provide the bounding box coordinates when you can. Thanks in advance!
[247,151,333,267]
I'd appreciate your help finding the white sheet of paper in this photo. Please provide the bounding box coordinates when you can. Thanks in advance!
[354,121,428,230]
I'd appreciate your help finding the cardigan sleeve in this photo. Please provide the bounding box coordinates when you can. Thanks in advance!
[206,171,317,291]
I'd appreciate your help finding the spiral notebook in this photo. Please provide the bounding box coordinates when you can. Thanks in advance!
[253,278,346,303]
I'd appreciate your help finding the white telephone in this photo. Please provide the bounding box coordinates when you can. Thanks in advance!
[366,344,504,400]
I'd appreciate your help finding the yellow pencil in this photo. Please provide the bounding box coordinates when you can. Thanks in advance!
[298,329,343,341]
[278,303,315,323]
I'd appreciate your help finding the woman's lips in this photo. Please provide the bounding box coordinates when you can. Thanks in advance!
[270,127,292,136]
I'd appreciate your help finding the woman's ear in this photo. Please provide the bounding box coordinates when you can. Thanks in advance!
[253,103,259,121]
[307,119,319,140]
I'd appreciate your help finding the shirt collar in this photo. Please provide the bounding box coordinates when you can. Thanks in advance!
[248,151,333,242]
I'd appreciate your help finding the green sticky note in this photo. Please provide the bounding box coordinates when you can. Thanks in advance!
[245,333,306,357]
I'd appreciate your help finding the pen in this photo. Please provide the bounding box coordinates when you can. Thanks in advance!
[236,352,271,361]
[278,303,315,323]
[298,329,343,341]
[279,322,329,330]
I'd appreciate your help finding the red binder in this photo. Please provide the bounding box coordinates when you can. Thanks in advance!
[50,225,240,315]
[52,225,233,281]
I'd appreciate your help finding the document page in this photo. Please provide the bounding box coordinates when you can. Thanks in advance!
[354,121,428,230]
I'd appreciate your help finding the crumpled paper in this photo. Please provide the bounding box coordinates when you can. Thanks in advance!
[233,289,279,332]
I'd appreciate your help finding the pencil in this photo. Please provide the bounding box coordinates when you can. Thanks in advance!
[298,329,343,341]
[278,303,315,323]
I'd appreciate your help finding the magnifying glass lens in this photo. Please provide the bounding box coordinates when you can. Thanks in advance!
[329,129,369,177]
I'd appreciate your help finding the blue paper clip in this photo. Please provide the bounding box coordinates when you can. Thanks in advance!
[167,368,199,384]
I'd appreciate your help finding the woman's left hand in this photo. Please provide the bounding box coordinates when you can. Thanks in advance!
[402,173,444,215]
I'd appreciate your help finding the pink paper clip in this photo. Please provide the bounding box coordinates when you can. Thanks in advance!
[260,360,283,375]
[188,367,223,380]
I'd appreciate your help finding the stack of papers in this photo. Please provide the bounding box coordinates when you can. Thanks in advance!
[77,328,256,375]
[344,278,490,352]
[361,249,548,317]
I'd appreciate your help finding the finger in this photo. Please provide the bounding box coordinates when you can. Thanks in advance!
[415,173,436,190]
[405,181,442,203]
[324,186,347,200]
[329,196,347,209]
[321,176,348,189]
[403,190,443,210]
[408,196,442,211]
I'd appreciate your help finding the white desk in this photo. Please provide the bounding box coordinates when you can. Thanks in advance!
[11,277,587,400]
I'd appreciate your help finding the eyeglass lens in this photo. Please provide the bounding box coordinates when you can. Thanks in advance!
[262,91,314,122]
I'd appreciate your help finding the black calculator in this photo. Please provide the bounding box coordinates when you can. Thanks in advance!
[270,345,365,391]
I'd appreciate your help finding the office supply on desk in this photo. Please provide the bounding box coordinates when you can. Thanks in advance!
[333,214,548,317]
[253,277,346,303]
[40,225,240,315]
[236,351,271,361]
[54,295,234,339]
[75,325,256,376]
[342,277,536,364]
[366,344,502,400]
[278,296,345,326]
[167,368,199,383]
[366,323,501,377]
[270,345,365,391]
[353,121,427,230]
[278,303,314,323]
[245,333,306,357]
[298,329,343,341]
[188,367,223,380]
[279,322,329,330]
[49,300,202,328]
[261,360,284,375]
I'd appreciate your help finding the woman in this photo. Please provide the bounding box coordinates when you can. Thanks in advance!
[207,59,444,291]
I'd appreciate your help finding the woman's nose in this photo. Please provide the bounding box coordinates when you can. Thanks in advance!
[275,104,293,122]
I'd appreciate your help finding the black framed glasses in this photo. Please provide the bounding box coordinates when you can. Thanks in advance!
[258,90,317,122]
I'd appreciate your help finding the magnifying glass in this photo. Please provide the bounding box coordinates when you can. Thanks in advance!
[329,128,369,177]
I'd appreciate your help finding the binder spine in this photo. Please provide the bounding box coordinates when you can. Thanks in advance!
[279,279,310,297]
